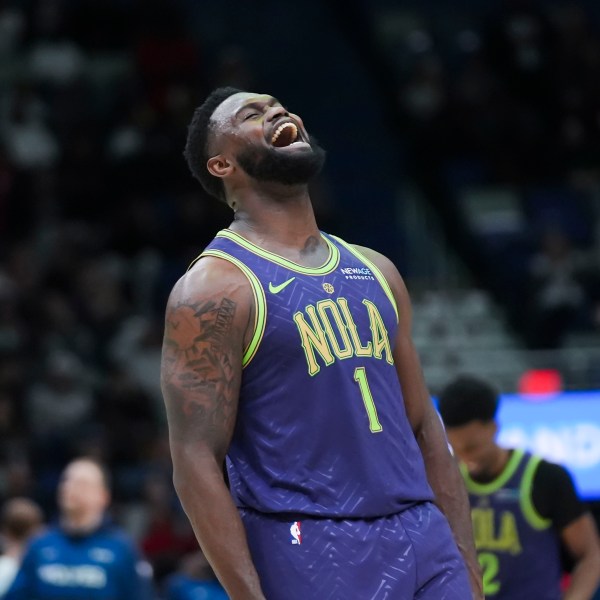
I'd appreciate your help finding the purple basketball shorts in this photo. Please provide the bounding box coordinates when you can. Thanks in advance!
[239,501,472,599]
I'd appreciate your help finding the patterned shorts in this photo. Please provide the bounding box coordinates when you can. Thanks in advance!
[239,501,472,600]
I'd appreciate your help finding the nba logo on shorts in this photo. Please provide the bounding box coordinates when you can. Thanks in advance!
[290,521,302,545]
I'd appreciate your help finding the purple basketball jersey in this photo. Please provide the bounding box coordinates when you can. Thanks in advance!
[198,230,434,517]
[464,450,562,600]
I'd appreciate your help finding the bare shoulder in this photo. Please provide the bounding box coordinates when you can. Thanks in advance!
[164,256,253,350]
[351,242,389,262]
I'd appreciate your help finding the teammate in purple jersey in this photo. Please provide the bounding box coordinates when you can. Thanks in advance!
[438,375,600,600]
[160,87,483,600]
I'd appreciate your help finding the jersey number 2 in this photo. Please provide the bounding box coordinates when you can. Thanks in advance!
[353,367,383,433]
[479,552,500,596]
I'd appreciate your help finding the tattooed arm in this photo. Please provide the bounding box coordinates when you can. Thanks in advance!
[161,257,266,600]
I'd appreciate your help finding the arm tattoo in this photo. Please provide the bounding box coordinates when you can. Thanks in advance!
[162,297,240,445]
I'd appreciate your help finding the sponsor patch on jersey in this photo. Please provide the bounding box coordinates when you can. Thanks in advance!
[290,521,302,545]
[322,282,334,294]
[340,267,375,281]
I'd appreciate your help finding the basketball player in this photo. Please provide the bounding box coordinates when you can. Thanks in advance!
[160,87,483,600]
[438,375,600,600]
[5,458,153,599]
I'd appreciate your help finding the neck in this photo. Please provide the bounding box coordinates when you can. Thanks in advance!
[61,512,103,534]
[228,184,323,253]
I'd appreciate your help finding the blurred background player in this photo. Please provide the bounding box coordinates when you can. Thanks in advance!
[5,457,153,599]
[437,375,600,600]
[0,497,44,596]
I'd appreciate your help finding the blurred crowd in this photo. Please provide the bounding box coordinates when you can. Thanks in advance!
[392,0,600,348]
[0,0,240,592]
[0,0,600,595]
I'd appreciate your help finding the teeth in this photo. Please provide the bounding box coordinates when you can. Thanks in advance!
[271,122,298,145]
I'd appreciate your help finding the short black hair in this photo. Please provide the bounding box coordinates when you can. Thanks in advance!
[183,86,245,202]
[437,375,499,427]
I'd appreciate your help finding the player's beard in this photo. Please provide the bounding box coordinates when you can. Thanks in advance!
[236,136,326,186]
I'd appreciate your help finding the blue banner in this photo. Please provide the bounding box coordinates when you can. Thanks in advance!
[496,391,600,500]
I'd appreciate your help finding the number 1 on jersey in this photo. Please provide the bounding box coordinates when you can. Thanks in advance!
[353,367,383,433]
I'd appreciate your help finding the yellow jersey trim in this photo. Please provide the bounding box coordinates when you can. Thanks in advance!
[462,448,526,495]
[197,249,266,368]
[216,229,340,274]
[520,455,552,530]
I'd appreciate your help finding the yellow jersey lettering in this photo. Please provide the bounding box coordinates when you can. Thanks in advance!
[337,298,372,357]
[363,300,393,364]
[472,508,522,555]
[317,300,354,360]
[295,298,393,375]
[293,307,334,376]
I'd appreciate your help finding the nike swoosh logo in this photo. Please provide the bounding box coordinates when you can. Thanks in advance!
[269,277,296,294]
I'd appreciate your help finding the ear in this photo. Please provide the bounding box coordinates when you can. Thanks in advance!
[207,155,234,179]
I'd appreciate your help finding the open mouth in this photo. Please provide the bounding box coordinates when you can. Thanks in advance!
[271,122,301,147]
